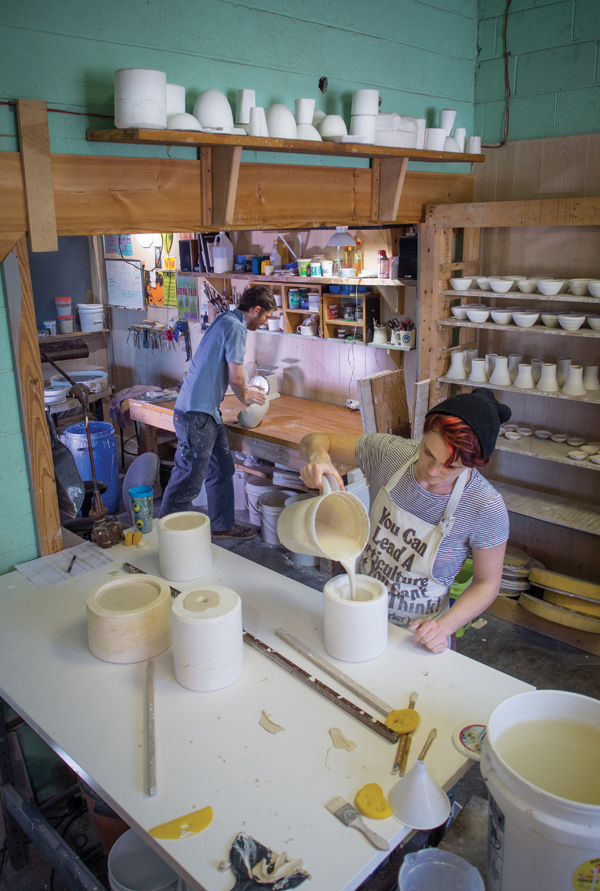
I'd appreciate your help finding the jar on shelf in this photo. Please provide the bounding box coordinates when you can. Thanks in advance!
[289,289,301,309]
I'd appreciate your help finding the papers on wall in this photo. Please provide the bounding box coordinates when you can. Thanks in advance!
[15,543,115,590]
[104,234,133,256]
[105,259,144,309]
[176,273,199,320]
[145,270,177,307]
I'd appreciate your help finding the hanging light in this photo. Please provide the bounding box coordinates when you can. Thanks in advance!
[327,227,356,274]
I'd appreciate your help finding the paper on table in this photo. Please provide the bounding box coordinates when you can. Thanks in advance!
[15,543,115,589]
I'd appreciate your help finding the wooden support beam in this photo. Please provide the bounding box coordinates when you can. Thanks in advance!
[374,156,409,222]
[426,195,600,229]
[370,159,381,221]
[0,233,23,263]
[16,99,58,252]
[5,237,62,555]
[200,147,212,227]
[211,146,242,228]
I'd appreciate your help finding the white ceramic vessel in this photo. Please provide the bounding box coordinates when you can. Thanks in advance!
[266,104,297,138]
[489,356,512,386]
[583,365,600,390]
[318,114,347,138]
[517,279,538,294]
[534,430,552,439]
[568,451,587,461]
[513,311,539,328]
[294,98,315,124]
[467,136,481,154]
[587,280,600,298]
[531,358,543,384]
[323,575,388,663]
[249,106,268,137]
[439,108,457,135]
[114,69,167,129]
[508,354,523,382]
[485,354,498,378]
[424,128,447,151]
[466,308,490,323]
[450,277,472,290]
[167,113,202,131]
[464,349,478,375]
[451,305,469,320]
[587,314,600,330]
[536,364,559,392]
[556,358,572,387]
[235,88,256,125]
[568,279,591,296]
[488,278,513,293]
[296,123,322,141]
[540,312,560,328]
[503,275,527,290]
[491,309,513,325]
[351,89,379,116]
[166,83,185,118]
[193,89,234,129]
[454,127,466,152]
[558,314,586,331]
[468,358,488,383]
[476,276,491,290]
[446,351,467,380]
[537,280,564,296]
[350,114,377,142]
[513,364,535,389]
[561,365,587,396]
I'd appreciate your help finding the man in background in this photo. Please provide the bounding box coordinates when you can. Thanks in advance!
[160,285,276,540]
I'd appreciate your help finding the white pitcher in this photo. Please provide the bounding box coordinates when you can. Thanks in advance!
[372,325,388,345]
[446,351,466,380]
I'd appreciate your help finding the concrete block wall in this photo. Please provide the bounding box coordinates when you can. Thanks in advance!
[476,0,600,142]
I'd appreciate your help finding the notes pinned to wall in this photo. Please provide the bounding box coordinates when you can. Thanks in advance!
[176,274,199,320]
[105,259,144,309]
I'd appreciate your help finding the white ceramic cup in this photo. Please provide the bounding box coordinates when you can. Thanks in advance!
[249,106,268,137]
[424,128,447,151]
[351,89,379,116]
[264,265,274,276]
[454,127,466,152]
[294,98,315,124]
[267,318,281,331]
[439,108,457,136]
[350,114,377,143]
[235,88,255,125]
[467,136,482,154]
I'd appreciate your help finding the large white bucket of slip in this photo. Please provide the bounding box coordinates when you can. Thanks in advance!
[158,512,212,581]
[323,574,388,662]
[481,689,600,891]
[86,576,171,664]
[257,489,296,545]
[171,586,243,691]
[277,473,370,564]
[245,478,279,526]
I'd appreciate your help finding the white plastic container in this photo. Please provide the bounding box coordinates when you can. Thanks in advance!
[233,469,248,511]
[399,849,483,891]
[246,479,279,526]
[257,489,292,545]
[57,314,74,334]
[481,690,600,891]
[158,512,212,582]
[54,296,72,315]
[171,586,243,692]
[323,574,387,662]
[108,829,178,891]
[213,231,234,273]
[77,303,104,331]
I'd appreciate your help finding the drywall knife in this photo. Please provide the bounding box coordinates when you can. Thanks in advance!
[122,562,181,599]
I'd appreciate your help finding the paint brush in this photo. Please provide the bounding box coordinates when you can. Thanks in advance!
[325,797,389,851]
[417,728,437,762]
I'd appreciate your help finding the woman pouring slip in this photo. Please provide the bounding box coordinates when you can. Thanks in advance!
[299,389,511,654]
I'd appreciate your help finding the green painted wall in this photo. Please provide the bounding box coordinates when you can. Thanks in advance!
[476,0,600,142]
[0,272,38,574]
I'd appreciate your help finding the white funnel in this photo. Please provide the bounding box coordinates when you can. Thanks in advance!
[388,760,451,830]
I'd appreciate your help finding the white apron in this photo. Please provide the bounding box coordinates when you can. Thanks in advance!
[358,455,469,627]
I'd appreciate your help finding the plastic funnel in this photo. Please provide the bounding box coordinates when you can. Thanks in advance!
[399,848,484,891]
[388,760,451,830]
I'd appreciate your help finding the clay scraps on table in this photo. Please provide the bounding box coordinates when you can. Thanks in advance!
[223,832,310,890]
[328,728,357,751]
[259,710,285,734]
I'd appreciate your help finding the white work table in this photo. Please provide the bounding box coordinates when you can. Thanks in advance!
[0,530,532,891]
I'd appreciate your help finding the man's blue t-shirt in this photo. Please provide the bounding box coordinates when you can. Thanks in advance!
[175,309,246,423]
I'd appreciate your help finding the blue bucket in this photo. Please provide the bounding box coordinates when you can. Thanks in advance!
[61,422,120,514]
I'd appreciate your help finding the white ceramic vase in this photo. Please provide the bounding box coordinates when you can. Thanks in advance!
[514,364,535,389]
[489,355,511,386]
[249,106,268,137]
[508,354,523,382]
[583,365,600,391]
[464,349,478,375]
[468,358,488,383]
[485,354,498,378]
[556,357,572,388]
[561,365,587,397]
[531,358,543,384]
[446,351,466,380]
[439,108,457,136]
[536,363,559,393]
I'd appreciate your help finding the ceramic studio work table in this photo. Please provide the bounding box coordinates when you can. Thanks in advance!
[0,530,532,891]
[128,394,364,471]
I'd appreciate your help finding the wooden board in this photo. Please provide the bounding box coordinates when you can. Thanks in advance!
[494,480,600,537]
[16,100,58,253]
[486,596,600,657]
[426,195,600,229]
[412,379,430,439]
[438,318,600,339]
[4,238,61,555]
[0,232,23,263]
[0,152,475,234]
[357,369,410,437]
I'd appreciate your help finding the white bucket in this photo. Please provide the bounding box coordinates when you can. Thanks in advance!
[284,493,319,565]
[399,849,484,891]
[108,829,178,891]
[245,478,279,526]
[481,690,600,891]
[233,470,248,511]
[257,490,296,545]
[323,574,388,662]
[77,303,105,332]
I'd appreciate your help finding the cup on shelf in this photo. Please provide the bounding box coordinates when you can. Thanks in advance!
[508,354,523,382]
[467,136,482,154]
[439,108,457,136]
[583,365,600,391]
[556,357,572,388]
[562,365,587,396]
[468,358,488,383]
[424,128,447,151]
[489,356,511,386]
[485,354,497,378]
[446,351,466,380]
[513,364,535,389]
[57,315,74,334]
[264,265,275,276]
[536,363,559,393]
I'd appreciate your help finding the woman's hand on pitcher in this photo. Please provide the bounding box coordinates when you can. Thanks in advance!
[300,460,345,491]
[409,618,449,653]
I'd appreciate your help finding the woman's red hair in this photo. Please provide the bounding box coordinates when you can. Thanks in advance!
[423,414,489,468]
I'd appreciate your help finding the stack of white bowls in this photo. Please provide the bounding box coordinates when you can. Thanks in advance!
[350,89,379,143]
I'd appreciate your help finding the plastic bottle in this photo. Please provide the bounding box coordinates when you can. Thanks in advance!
[378,250,390,278]
[213,231,234,273]
[269,241,282,270]
[354,240,363,275]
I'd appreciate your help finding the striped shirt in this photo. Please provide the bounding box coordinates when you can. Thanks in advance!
[356,434,509,586]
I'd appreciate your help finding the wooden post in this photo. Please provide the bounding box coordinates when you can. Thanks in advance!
[418,224,454,406]
[5,237,62,554]
[200,146,212,227]
[16,99,58,253]
[212,146,242,228]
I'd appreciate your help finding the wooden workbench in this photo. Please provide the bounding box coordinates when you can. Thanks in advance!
[128,394,364,471]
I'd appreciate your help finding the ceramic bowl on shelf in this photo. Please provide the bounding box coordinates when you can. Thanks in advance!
[517,279,539,294]
[516,427,533,436]
[568,279,591,296]
[587,314,600,330]
[167,113,203,131]
[450,278,473,291]
[466,307,490,323]
[567,437,586,447]
[590,456,600,465]
[580,445,599,455]
[505,431,521,441]
[537,280,565,296]
[568,451,587,461]
[550,433,569,442]
[540,311,560,328]
[451,305,469,320]
[502,275,527,289]
[503,424,519,432]
[558,314,585,331]
[488,278,513,293]
[490,309,513,325]
[512,311,539,328]
[534,430,552,439]
[476,276,491,290]
[587,280,600,298]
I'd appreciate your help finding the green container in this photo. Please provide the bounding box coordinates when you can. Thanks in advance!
[449,557,474,638]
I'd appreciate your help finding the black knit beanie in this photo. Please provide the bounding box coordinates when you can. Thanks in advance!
[425,388,511,458]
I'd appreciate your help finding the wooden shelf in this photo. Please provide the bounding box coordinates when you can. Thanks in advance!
[200,272,405,287]
[443,288,600,305]
[493,481,600,537]
[438,319,600,338]
[324,319,363,328]
[39,328,109,344]
[368,342,415,351]
[495,435,600,471]
[88,128,484,163]
[437,375,600,404]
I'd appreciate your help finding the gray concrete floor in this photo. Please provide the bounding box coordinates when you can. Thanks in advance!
[2,504,599,891]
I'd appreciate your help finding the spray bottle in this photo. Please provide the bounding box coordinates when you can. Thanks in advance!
[378,250,390,279]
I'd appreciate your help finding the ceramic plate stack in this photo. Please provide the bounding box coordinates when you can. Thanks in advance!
[524,568,600,632]
[498,545,544,597]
